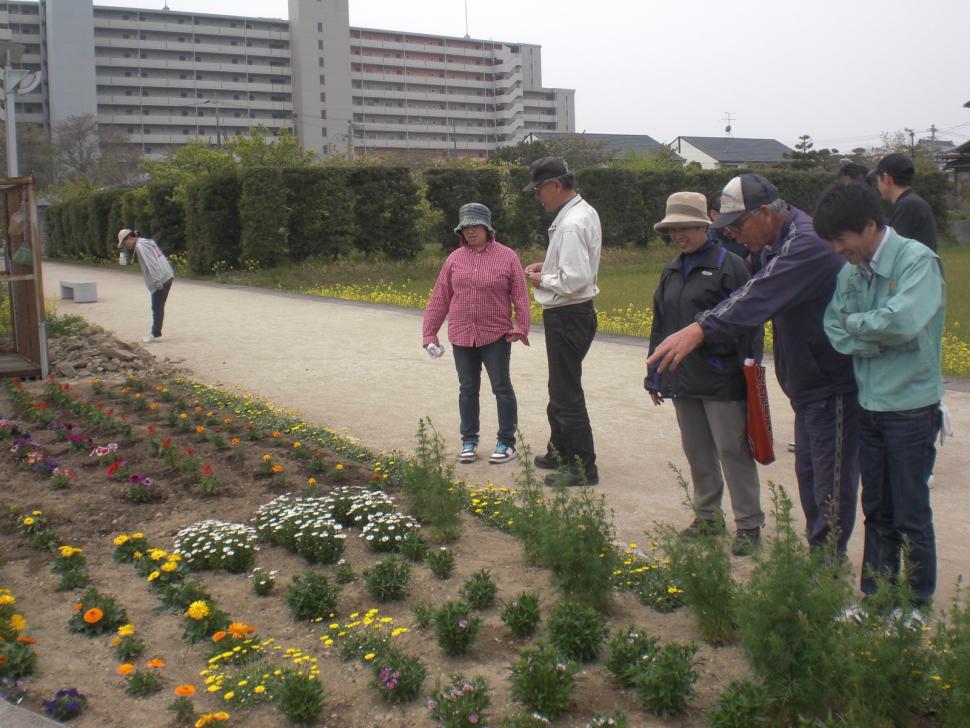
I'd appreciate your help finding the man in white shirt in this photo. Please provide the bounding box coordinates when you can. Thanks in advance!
[523,157,602,486]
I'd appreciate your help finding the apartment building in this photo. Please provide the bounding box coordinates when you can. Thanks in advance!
[0,0,574,159]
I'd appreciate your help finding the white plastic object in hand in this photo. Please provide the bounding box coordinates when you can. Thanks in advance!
[939,401,953,445]
[426,344,444,359]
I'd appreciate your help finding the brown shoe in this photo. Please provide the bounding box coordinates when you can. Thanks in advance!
[732,527,762,556]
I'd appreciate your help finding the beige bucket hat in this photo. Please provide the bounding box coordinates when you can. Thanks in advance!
[654,191,711,232]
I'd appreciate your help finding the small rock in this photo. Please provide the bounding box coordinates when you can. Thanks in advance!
[55,362,78,378]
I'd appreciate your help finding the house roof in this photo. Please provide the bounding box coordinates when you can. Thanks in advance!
[530,131,666,156]
[674,136,794,163]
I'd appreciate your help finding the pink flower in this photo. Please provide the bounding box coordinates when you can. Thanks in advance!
[468,715,479,725]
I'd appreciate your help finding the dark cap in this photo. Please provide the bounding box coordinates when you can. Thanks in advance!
[522,156,573,192]
[711,174,779,230]
[873,153,914,183]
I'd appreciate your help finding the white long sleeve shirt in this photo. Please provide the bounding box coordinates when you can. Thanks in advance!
[134,238,174,292]
[534,195,602,309]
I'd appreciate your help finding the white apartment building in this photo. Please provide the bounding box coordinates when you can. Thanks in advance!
[0,0,574,159]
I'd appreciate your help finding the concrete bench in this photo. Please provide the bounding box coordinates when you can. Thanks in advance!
[59,279,98,303]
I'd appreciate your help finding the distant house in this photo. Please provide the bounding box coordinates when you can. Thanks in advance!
[918,138,956,169]
[668,136,795,169]
[521,131,681,160]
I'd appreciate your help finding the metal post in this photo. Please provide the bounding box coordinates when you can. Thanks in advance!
[5,52,19,176]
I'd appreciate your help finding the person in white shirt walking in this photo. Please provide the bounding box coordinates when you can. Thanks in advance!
[523,157,602,486]
[117,228,175,343]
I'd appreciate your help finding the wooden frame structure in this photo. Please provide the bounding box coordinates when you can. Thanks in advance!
[0,177,48,379]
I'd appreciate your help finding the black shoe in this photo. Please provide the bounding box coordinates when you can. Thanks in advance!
[543,468,599,487]
[731,527,762,556]
[533,452,558,470]
[680,518,725,538]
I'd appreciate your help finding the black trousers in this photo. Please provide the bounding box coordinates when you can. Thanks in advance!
[542,301,597,471]
[150,278,173,337]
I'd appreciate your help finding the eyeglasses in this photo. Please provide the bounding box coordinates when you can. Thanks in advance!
[532,180,554,196]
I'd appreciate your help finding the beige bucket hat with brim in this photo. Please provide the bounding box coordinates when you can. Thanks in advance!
[654,191,711,232]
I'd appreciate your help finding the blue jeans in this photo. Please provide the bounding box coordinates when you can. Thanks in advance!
[859,404,940,604]
[452,338,516,447]
[151,278,173,337]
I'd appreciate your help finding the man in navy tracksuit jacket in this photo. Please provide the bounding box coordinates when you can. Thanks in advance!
[648,174,860,555]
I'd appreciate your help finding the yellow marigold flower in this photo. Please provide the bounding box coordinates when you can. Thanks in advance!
[118,624,136,637]
[391,627,408,637]
[363,652,376,661]
[58,545,82,557]
[262,454,272,462]
[254,685,266,694]
[21,517,34,526]
[9,614,27,632]
[0,595,15,606]
[185,600,211,620]
[214,714,229,721]
[335,463,344,471]
[272,464,283,473]
[161,562,178,573]
[223,691,235,700]
[307,477,317,486]
[132,532,144,539]
[293,441,302,448]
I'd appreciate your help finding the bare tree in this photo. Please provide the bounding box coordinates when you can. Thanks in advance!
[50,114,142,187]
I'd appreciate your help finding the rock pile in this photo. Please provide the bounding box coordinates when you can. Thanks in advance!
[48,325,188,380]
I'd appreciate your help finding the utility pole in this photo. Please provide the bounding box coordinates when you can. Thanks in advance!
[451,119,458,158]
[464,0,470,38]
[929,123,938,142]
[722,111,734,137]
[904,127,915,157]
[346,120,354,159]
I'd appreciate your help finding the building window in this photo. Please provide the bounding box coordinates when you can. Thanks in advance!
[321,128,327,136]
[319,75,325,84]
[318,40,323,50]
[320,92,326,102]
[317,22,323,32]
[320,110,327,119]
[181,110,188,116]
[318,58,325,67]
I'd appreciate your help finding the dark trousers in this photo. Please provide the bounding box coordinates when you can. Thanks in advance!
[150,278,173,337]
[542,301,597,471]
[859,404,940,604]
[793,392,860,555]
[452,338,517,447]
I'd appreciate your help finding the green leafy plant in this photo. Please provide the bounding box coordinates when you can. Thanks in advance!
[399,531,428,562]
[181,599,230,643]
[706,678,772,728]
[371,648,426,703]
[410,602,435,629]
[43,688,88,721]
[400,419,465,540]
[632,642,698,716]
[124,665,165,697]
[334,560,355,585]
[286,572,342,622]
[427,674,491,728]
[51,546,90,591]
[931,581,970,727]
[427,547,455,580]
[250,567,276,597]
[605,625,659,688]
[274,666,326,725]
[460,569,498,610]
[501,593,542,638]
[547,600,609,663]
[434,601,481,657]
[508,641,579,719]
[363,556,411,603]
[68,588,128,636]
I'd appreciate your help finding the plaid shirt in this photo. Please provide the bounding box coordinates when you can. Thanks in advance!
[422,240,531,348]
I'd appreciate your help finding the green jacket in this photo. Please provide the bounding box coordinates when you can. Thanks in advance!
[824,228,945,412]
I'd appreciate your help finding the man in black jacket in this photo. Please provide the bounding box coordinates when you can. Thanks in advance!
[646,191,764,556]
[873,153,938,251]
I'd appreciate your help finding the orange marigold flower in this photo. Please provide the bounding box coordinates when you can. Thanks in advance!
[83,607,104,624]
[227,622,256,639]
[211,630,228,642]
[0,656,7,665]
[271,464,283,474]
[17,636,37,645]
[175,683,196,697]
[201,464,214,477]
[147,425,157,436]
[72,602,84,613]
[117,663,135,675]
[147,658,166,668]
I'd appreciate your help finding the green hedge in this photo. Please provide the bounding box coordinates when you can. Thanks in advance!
[239,167,287,268]
[184,169,241,274]
[148,182,185,254]
[351,166,422,260]
[424,167,506,249]
[284,167,355,261]
[505,166,552,249]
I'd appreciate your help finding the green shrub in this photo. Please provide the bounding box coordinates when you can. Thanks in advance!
[67,588,128,636]
[547,600,609,663]
[148,181,186,254]
[427,547,455,580]
[604,625,659,688]
[401,419,465,540]
[371,648,426,703]
[286,572,341,621]
[460,569,498,610]
[184,169,240,274]
[363,556,411,603]
[410,601,435,629]
[239,166,288,267]
[500,592,542,638]
[932,583,970,726]
[427,674,491,728]
[508,642,579,719]
[274,668,325,725]
[706,679,772,728]
[284,166,355,261]
[577,167,645,247]
[735,484,851,720]
[632,642,698,716]
[434,601,481,657]
[351,165,422,259]
[398,531,428,562]
[423,166,506,250]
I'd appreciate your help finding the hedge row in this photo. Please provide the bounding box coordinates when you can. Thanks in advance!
[46,165,951,269]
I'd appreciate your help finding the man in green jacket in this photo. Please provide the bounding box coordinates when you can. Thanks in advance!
[817,182,945,606]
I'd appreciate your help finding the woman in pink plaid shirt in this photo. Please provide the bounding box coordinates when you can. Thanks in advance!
[422,203,531,465]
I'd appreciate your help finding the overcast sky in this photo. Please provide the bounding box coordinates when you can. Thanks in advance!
[101,0,970,151]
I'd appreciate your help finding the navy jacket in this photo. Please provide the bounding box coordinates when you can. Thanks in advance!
[697,206,857,406]
[648,243,759,401]
[890,189,938,252]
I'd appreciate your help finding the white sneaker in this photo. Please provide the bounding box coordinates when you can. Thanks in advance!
[488,443,517,464]
[458,442,477,463]
[142,335,161,343]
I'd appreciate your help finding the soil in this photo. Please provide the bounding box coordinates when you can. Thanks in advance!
[1,375,750,728]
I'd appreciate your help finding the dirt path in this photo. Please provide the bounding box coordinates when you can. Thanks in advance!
[42,261,970,607]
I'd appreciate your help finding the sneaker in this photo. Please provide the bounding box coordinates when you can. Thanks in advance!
[731,527,762,556]
[787,442,796,453]
[142,334,161,343]
[489,443,517,464]
[680,518,725,538]
[458,442,478,463]
[835,604,868,624]
[543,468,598,487]
[533,452,558,470]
